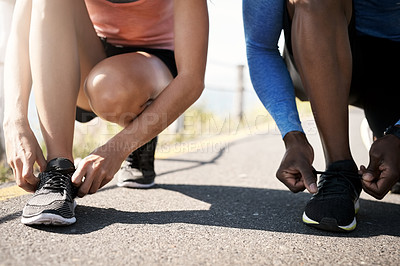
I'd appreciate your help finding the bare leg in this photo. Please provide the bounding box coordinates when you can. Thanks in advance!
[288,0,353,166]
[29,0,105,162]
[85,52,173,127]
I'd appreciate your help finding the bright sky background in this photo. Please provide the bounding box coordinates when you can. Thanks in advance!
[207,0,248,66]
[196,0,257,115]
[198,0,285,116]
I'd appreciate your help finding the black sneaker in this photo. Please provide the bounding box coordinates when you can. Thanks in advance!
[302,160,362,232]
[116,137,157,188]
[21,158,78,226]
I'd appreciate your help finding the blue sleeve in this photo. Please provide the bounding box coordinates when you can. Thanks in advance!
[243,0,303,138]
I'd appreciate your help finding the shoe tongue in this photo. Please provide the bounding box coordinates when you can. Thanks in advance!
[327,160,358,172]
[46,158,75,173]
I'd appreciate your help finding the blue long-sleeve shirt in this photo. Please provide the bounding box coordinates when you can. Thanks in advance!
[243,0,303,138]
[243,0,400,138]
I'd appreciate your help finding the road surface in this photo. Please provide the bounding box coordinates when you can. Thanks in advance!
[1,108,399,265]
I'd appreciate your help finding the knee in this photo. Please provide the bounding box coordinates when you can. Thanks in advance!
[85,63,150,125]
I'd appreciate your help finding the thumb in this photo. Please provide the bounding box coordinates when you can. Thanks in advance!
[364,152,381,181]
[360,165,374,182]
[22,163,39,187]
[71,161,87,187]
[300,166,318,194]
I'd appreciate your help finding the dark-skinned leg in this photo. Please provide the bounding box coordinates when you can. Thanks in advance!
[287,0,362,232]
[287,0,353,167]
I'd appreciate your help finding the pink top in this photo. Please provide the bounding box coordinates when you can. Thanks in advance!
[84,0,174,50]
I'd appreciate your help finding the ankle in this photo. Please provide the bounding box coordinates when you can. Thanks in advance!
[47,154,74,164]
[326,159,357,172]
[325,152,353,168]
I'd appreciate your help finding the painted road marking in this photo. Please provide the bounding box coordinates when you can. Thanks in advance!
[0,185,29,201]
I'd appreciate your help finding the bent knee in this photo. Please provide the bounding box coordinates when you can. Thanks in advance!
[85,63,152,124]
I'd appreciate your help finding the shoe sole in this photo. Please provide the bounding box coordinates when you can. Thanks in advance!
[302,199,360,232]
[21,201,77,226]
[302,212,357,232]
[117,181,155,189]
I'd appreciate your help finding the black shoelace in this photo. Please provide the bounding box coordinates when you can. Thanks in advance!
[41,171,72,195]
[312,170,361,197]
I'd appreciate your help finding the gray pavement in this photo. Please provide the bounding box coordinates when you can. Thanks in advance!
[1,108,400,265]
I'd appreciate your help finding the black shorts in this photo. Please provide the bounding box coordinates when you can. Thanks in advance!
[76,38,177,123]
[282,4,400,137]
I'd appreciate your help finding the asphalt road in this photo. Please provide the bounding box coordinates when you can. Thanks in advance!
[1,108,400,265]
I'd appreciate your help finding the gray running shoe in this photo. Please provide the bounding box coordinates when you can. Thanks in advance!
[21,158,78,226]
[116,137,157,188]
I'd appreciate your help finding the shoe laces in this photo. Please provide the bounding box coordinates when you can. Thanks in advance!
[312,170,361,198]
[40,170,73,196]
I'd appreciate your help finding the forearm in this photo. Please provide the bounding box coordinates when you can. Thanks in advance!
[246,43,303,138]
[3,0,32,125]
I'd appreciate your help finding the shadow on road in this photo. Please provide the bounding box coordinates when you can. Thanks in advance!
[23,184,400,238]
[97,141,229,195]
[2,135,399,238]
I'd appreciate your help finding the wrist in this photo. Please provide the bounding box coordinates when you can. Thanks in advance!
[3,116,29,129]
[283,131,309,149]
[104,136,133,162]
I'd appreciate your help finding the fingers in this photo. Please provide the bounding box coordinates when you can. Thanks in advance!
[72,161,90,197]
[71,161,86,188]
[276,170,306,193]
[361,163,398,200]
[359,165,374,181]
[299,167,318,194]
[276,167,317,193]
[13,160,36,193]
[71,161,93,198]
[360,141,398,199]
[22,163,39,187]
[276,162,317,194]
[72,158,112,197]
[76,167,102,197]
[362,177,393,200]
[99,176,112,189]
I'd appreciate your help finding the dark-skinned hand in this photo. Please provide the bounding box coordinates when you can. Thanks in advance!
[276,131,318,194]
[360,134,400,199]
